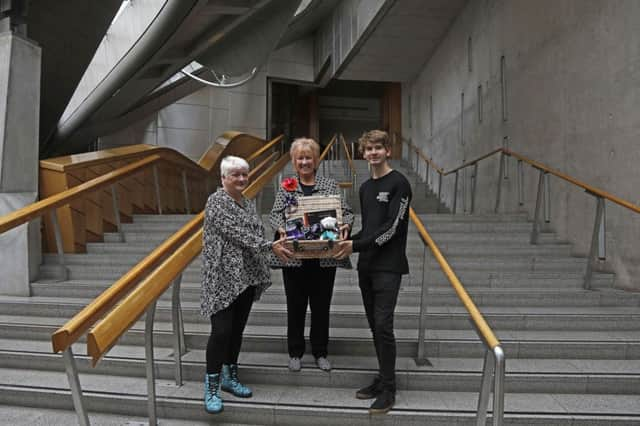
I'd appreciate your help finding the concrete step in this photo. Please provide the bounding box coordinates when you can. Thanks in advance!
[0,368,639,424]
[3,296,640,331]
[1,317,639,360]
[30,281,640,307]
[0,344,638,396]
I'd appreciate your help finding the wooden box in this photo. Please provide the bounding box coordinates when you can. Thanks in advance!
[284,195,343,259]
[283,239,340,259]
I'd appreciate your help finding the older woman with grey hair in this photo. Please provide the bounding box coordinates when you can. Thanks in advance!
[269,138,354,373]
[201,155,292,414]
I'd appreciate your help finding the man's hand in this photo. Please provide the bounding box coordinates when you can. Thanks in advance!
[338,223,350,240]
[272,237,293,261]
[333,240,353,260]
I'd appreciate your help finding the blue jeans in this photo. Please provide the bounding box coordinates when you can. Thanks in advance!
[358,270,401,393]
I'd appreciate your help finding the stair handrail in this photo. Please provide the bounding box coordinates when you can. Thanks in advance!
[399,135,640,289]
[337,133,357,203]
[0,153,192,234]
[409,208,505,425]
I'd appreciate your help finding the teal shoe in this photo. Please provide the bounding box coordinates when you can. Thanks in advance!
[204,373,224,413]
[221,364,253,398]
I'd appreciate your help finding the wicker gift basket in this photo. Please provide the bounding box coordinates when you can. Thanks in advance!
[283,195,343,259]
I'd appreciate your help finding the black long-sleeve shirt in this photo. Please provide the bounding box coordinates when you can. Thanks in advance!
[351,170,412,274]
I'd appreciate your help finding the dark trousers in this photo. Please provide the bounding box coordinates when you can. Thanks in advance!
[282,260,336,358]
[206,286,255,374]
[358,270,401,393]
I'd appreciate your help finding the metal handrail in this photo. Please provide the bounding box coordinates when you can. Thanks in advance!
[399,135,639,288]
[410,208,505,425]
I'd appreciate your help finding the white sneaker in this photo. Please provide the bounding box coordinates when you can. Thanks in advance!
[288,357,301,372]
[315,356,331,372]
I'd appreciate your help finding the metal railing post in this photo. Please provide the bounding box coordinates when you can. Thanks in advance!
[145,301,158,425]
[492,346,506,426]
[494,153,504,213]
[152,165,162,214]
[584,196,605,290]
[476,349,494,426]
[470,162,478,214]
[415,245,431,365]
[530,170,545,244]
[49,210,69,280]
[181,170,191,214]
[543,172,551,223]
[425,161,430,188]
[171,273,185,386]
[62,347,90,426]
[110,184,123,242]
[437,173,442,213]
[452,171,459,214]
[516,160,524,207]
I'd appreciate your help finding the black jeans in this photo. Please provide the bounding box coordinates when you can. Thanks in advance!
[358,270,401,393]
[282,260,336,358]
[206,286,255,374]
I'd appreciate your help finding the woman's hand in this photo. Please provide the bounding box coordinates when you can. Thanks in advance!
[272,237,294,261]
[278,227,286,239]
[339,223,350,240]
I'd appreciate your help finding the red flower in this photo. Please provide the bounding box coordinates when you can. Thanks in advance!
[281,177,298,192]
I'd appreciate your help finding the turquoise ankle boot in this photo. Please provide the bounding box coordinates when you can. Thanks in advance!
[204,373,223,413]
[221,364,253,397]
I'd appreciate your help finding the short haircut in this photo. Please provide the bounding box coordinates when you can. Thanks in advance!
[290,137,320,161]
[357,130,391,154]
[220,155,249,177]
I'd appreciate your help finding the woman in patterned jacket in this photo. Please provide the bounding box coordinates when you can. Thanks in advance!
[269,138,354,373]
[201,155,292,414]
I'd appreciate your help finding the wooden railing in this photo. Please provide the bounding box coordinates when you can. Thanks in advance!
[37,132,273,254]
[399,135,640,290]
[409,208,504,425]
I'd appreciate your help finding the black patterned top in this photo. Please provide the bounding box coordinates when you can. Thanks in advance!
[268,174,354,268]
[201,188,272,317]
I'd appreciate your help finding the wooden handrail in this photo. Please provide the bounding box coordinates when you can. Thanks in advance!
[87,229,204,365]
[399,136,640,215]
[319,134,337,161]
[246,134,284,162]
[1,155,160,234]
[503,149,640,214]
[409,208,500,349]
[243,153,290,200]
[339,134,356,176]
[444,148,503,176]
[86,152,291,365]
[51,150,276,354]
[51,213,204,353]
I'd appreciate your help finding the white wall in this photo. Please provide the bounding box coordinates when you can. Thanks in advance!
[404,0,640,289]
[100,37,315,161]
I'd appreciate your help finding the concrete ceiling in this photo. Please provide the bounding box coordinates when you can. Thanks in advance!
[337,0,468,82]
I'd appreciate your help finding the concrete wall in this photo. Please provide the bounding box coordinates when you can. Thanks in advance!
[315,0,387,79]
[100,37,315,161]
[404,0,640,290]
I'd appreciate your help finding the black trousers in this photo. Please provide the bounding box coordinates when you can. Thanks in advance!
[282,260,336,358]
[206,286,255,374]
[358,270,401,393]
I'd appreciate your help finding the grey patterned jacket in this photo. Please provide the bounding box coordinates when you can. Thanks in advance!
[268,175,354,268]
[201,188,272,317]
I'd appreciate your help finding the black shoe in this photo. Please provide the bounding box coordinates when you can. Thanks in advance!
[355,378,382,400]
[368,390,395,415]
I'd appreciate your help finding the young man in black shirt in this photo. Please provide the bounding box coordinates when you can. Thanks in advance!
[335,130,412,414]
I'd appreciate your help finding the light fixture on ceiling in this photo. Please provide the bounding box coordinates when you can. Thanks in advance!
[179,61,257,88]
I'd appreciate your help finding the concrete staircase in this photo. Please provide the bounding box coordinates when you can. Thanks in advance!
[0,161,639,424]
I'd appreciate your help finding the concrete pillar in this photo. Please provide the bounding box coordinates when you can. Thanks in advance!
[0,32,42,295]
